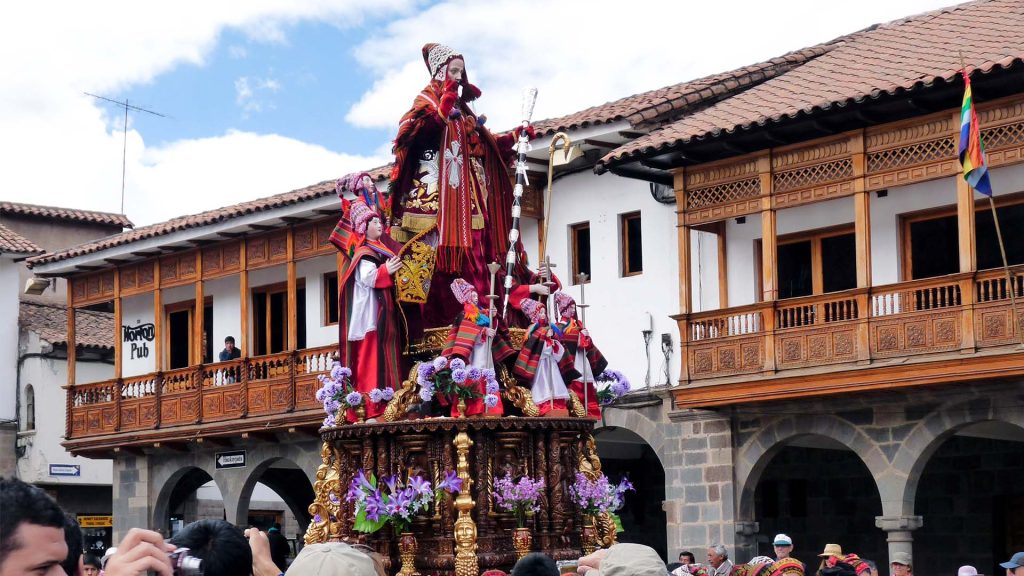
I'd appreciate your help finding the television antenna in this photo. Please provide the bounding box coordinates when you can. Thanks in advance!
[83,92,167,215]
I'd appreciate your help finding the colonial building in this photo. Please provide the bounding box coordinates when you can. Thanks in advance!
[2,202,132,553]
[27,0,1024,573]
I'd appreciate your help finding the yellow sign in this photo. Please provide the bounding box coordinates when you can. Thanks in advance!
[78,515,112,528]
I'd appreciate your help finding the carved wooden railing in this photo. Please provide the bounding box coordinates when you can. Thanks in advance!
[66,345,338,441]
[681,271,1024,381]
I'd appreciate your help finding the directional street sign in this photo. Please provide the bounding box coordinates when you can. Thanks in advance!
[49,464,81,477]
[215,450,246,470]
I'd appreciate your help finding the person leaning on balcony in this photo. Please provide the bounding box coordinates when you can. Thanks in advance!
[330,196,405,422]
[219,336,241,362]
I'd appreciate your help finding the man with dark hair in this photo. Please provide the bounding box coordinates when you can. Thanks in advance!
[81,554,101,576]
[219,336,241,361]
[61,513,83,576]
[266,522,290,572]
[0,477,68,576]
[168,519,252,576]
[511,552,559,576]
[679,551,696,565]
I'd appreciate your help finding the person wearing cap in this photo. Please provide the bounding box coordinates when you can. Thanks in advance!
[890,551,913,576]
[958,565,980,576]
[1001,552,1024,576]
[773,533,807,574]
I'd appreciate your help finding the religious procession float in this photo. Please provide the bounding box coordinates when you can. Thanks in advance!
[300,43,635,575]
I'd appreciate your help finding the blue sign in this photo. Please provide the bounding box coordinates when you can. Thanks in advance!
[49,464,81,477]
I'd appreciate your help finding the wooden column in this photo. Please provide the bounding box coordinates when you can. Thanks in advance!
[194,251,204,365]
[239,240,249,357]
[113,272,122,379]
[851,131,873,363]
[154,260,163,372]
[955,110,978,352]
[287,228,298,351]
[758,153,778,373]
[717,221,729,309]
[674,169,691,384]
[65,281,76,440]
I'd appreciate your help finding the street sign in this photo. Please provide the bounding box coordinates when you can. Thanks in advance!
[49,464,81,477]
[215,450,246,470]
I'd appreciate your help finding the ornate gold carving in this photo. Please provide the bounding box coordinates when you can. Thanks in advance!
[499,365,539,416]
[452,432,478,576]
[383,365,421,422]
[408,327,449,355]
[396,229,438,304]
[305,441,343,544]
[567,390,587,418]
[508,328,527,350]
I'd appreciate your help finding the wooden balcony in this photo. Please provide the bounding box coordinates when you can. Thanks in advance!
[65,345,336,456]
[675,267,1024,408]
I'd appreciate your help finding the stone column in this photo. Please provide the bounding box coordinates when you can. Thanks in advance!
[875,515,923,564]
[734,521,760,561]
[113,455,152,541]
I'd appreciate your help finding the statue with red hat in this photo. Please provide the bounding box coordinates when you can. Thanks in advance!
[552,291,607,419]
[329,176,406,422]
[512,298,579,416]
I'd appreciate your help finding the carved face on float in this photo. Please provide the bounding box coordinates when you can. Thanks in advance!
[365,216,383,241]
[446,58,464,83]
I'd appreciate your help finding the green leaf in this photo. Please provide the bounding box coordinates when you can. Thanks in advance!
[352,508,388,534]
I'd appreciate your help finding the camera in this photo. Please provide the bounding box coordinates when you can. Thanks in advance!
[169,547,204,576]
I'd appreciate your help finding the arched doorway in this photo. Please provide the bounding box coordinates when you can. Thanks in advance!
[153,467,225,537]
[237,457,314,560]
[594,426,667,560]
[751,435,885,564]
[912,420,1024,576]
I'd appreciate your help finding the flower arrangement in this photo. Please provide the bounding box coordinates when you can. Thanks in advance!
[316,360,393,426]
[594,368,631,406]
[568,472,634,516]
[493,472,545,528]
[346,469,462,534]
[416,357,499,413]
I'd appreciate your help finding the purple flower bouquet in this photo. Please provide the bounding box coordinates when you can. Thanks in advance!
[316,359,394,426]
[595,368,631,406]
[346,468,462,534]
[493,472,545,528]
[568,472,634,517]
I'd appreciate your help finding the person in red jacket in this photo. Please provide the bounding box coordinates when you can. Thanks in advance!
[513,298,579,416]
[553,291,607,419]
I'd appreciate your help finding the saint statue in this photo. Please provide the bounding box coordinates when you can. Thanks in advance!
[553,292,607,419]
[512,299,579,416]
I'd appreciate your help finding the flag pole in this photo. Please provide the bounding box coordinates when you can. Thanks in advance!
[960,53,1024,344]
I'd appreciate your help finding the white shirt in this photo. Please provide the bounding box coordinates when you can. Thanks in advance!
[347,259,379,341]
[531,339,569,406]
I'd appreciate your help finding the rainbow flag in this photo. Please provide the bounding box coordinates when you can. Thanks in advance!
[958,70,992,196]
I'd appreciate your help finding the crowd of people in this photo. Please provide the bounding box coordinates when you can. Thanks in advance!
[4,477,1023,576]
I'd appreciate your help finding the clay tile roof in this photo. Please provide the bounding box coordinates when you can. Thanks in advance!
[0,222,43,255]
[27,165,391,268]
[598,0,1024,170]
[532,44,837,137]
[19,301,114,350]
[0,201,133,228]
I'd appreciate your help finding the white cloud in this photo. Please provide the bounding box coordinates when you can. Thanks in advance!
[228,45,249,59]
[235,75,282,116]
[0,0,411,225]
[344,0,957,132]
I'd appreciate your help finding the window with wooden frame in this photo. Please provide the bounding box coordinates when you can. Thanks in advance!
[569,222,591,284]
[165,300,194,370]
[324,272,339,325]
[901,195,1024,280]
[252,281,306,356]
[620,211,643,277]
[757,225,856,300]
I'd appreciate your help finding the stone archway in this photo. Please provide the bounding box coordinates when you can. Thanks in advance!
[236,456,315,536]
[152,466,224,536]
[593,425,667,560]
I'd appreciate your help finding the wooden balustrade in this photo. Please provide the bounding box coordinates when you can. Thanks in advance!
[66,346,338,441]
[680,273,1024,381]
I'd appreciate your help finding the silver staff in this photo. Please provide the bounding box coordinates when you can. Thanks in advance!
[501,87,538,317]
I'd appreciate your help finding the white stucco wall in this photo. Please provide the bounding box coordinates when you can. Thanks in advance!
[206,276,242,357]
[121,293,156,377]
[18,331,113,485]
[297,255,338,348]
[0,257,19,422]
[691,229,721,312]
[543,170,681,389]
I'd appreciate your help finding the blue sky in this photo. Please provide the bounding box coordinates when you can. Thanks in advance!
[0,0,957,226]
[115,24,390,154]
